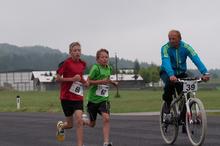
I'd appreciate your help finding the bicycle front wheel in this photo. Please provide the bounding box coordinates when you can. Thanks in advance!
[186,98,207,146]
[159,102,179,144]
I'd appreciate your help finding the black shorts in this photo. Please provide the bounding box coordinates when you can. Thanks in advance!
[61,100,83,117]
[87,101,110,121]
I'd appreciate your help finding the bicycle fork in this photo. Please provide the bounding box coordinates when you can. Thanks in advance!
[185,92,197,124]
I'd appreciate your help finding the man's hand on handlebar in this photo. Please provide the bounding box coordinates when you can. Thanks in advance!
[202,73,210,82]
[169,75,177,82]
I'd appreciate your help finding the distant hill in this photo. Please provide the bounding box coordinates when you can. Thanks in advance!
[0,43,149,72]
[0,43,67,72]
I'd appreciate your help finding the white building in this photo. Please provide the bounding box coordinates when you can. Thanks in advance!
[31,71,57,91]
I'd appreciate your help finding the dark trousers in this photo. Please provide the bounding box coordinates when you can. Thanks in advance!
[160,71,187,121]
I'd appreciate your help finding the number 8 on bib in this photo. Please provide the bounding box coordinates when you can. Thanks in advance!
[69,81,83,96]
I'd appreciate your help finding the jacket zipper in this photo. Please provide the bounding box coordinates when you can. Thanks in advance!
[176,49,179,75]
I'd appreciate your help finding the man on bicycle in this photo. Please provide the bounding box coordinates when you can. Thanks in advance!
[160,30,210,132]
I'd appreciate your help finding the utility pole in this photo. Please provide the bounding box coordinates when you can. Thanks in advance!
[115,53,120,97]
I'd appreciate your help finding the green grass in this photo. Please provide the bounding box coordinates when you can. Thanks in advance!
[197,91,220,110]
[0,90,61,112]
[110,90,162,112]
[0,89,220,113]
[209,78,220,84]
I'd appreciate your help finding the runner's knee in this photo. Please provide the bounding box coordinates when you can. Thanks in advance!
[75,118,83,127]
[102,114,110,123]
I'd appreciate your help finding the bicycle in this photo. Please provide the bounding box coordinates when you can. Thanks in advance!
[159,78,207,146]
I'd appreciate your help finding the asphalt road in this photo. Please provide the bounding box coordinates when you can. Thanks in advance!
[0,112,219,146]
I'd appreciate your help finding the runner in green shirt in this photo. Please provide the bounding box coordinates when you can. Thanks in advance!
[87,63,112,103]
[85,48,118,146]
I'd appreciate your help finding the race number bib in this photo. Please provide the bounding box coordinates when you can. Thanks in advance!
[183,81,198,92]
[96,85,109,97]
[69,81,83,96]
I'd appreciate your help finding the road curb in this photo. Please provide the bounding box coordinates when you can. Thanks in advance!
[112,110,220,116]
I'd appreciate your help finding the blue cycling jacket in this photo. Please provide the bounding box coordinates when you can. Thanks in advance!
[160,41,208,77]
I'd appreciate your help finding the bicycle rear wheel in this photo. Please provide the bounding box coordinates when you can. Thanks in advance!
[186,98,207,146]
[159,102,179,144]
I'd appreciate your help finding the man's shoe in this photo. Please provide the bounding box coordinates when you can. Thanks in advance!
[56,121,65,141]
[163,113,172,123]
[182,124,187,133]
[82,114,89,126]
[57,121,64,131]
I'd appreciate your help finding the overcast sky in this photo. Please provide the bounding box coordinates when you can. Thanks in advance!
[0,0,219,69]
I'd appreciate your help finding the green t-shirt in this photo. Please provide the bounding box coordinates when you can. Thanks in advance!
[87,64,112,103]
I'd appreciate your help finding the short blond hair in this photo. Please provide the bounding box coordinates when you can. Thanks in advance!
[69,42,81,52]
[96,48,109,60]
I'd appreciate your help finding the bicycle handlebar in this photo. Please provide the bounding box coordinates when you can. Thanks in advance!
[176,78,203,83]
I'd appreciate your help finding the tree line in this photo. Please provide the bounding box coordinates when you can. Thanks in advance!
[1,43,218,83]
[133,59,220,83]
[0,43,149,73]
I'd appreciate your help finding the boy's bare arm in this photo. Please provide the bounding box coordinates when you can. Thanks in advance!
[88,77,118,86]
[55,74,81,82]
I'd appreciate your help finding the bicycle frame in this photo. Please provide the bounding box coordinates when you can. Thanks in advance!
[175,78,202,123]
[172,92,194,124]
[170,91,184,119]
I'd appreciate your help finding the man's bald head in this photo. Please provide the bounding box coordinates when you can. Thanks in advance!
[168,30,182,48]
[168,30,182,40]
